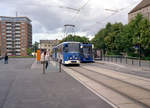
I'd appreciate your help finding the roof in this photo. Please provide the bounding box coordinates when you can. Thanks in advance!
[0,16,32,22]
[55,41,81,48]
[129,0,150,14]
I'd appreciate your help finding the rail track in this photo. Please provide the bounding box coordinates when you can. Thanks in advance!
[67,65,150,108]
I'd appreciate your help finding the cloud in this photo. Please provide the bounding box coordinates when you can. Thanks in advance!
[0,0,142,42]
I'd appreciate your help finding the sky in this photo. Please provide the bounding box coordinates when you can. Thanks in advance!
[0,0,142,43]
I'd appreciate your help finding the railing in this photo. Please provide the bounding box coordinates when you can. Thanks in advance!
[101,55,150,69]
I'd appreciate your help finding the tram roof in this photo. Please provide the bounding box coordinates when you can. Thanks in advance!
[53,41,81,48]
[63,41,81,44]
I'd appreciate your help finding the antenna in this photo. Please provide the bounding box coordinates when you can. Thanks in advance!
[16,12,18,17]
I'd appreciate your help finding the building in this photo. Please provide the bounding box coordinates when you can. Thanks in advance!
[0,16,32,56]
[128,0,150,22]
[40,39,60,54]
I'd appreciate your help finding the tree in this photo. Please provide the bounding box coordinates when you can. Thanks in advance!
[91,28,106,50]
[32,41,39,52]
[126,14,150,57]
[104,23,124,55]
[27,48,32,56]
[92,13,150,58]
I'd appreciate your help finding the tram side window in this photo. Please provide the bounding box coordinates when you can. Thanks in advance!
[64,44,68,52]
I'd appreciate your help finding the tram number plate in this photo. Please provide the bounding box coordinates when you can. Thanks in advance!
[71,61,77,63]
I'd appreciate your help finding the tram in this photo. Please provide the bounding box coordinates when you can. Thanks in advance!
[53,42,80,65]
[80,43,94,63]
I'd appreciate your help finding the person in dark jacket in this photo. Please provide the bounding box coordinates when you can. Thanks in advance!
[4,53,8,64]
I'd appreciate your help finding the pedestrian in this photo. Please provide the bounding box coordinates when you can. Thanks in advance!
[45,53,49,69]
[4,53,8,64]
[40,52,45,64]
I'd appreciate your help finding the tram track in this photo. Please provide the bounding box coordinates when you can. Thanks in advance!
[93,61,150,79]
[67,66,150,108]
[81,63,150,91]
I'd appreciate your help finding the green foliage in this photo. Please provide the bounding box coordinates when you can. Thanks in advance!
[27,48,32,56]
[60,35,90,43]
[92,13,150,58]
[32,41,39,52]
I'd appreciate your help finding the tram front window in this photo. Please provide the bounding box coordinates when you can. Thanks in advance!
[83,47,92,55]
[67,43,80,53]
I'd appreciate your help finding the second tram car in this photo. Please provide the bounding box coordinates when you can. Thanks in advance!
[80,43,94,62]
[53,42,80,65]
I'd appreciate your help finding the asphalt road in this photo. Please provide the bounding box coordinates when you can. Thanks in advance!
[0,58,113,108]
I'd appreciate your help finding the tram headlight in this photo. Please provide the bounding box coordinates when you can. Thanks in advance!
[70,57,73,60]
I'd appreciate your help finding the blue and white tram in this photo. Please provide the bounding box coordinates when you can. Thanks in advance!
[54,42,81,65]
[80,43,94,62]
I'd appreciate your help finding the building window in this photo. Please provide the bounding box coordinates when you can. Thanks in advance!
[2,29,5,32]
[6,31,12,33]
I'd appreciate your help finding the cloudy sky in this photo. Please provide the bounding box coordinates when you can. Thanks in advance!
[0,0,142,43]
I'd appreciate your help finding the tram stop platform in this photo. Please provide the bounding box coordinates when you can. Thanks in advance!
[29,60,113,108]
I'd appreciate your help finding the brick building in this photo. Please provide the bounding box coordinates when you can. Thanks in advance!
[0,16,32,56]
[128,0,150,22]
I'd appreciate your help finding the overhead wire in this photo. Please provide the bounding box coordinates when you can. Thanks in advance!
[96,0,141,25]
[70,0,91,36]
[90,0,142,36]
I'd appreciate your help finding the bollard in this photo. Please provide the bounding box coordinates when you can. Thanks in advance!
[120,56,122,63]
[104,55,105,61]
[139,59,141,67]
[59,59,62,72]
[132,59,133,65]
[111,56,113,62]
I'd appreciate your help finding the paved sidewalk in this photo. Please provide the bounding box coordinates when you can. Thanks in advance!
[0,59,113,108]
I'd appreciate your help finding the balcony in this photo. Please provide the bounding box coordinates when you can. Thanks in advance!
[6,31,12,33]
[7,42,12,44]
[6,23,12,26]
[7,38,12,40]
[15,38,20,41]
[15,46,21,48]
[7,46,12,48]
[16,49,21,51]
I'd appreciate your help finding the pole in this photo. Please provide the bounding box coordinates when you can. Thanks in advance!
[59,59,62,72]
[43,54,46,74]
[139,44,141,67]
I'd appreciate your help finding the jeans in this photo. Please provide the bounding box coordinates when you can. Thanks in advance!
[4,60,8,64]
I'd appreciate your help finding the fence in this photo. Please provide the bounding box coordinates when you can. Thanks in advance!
[101,55,150,69]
